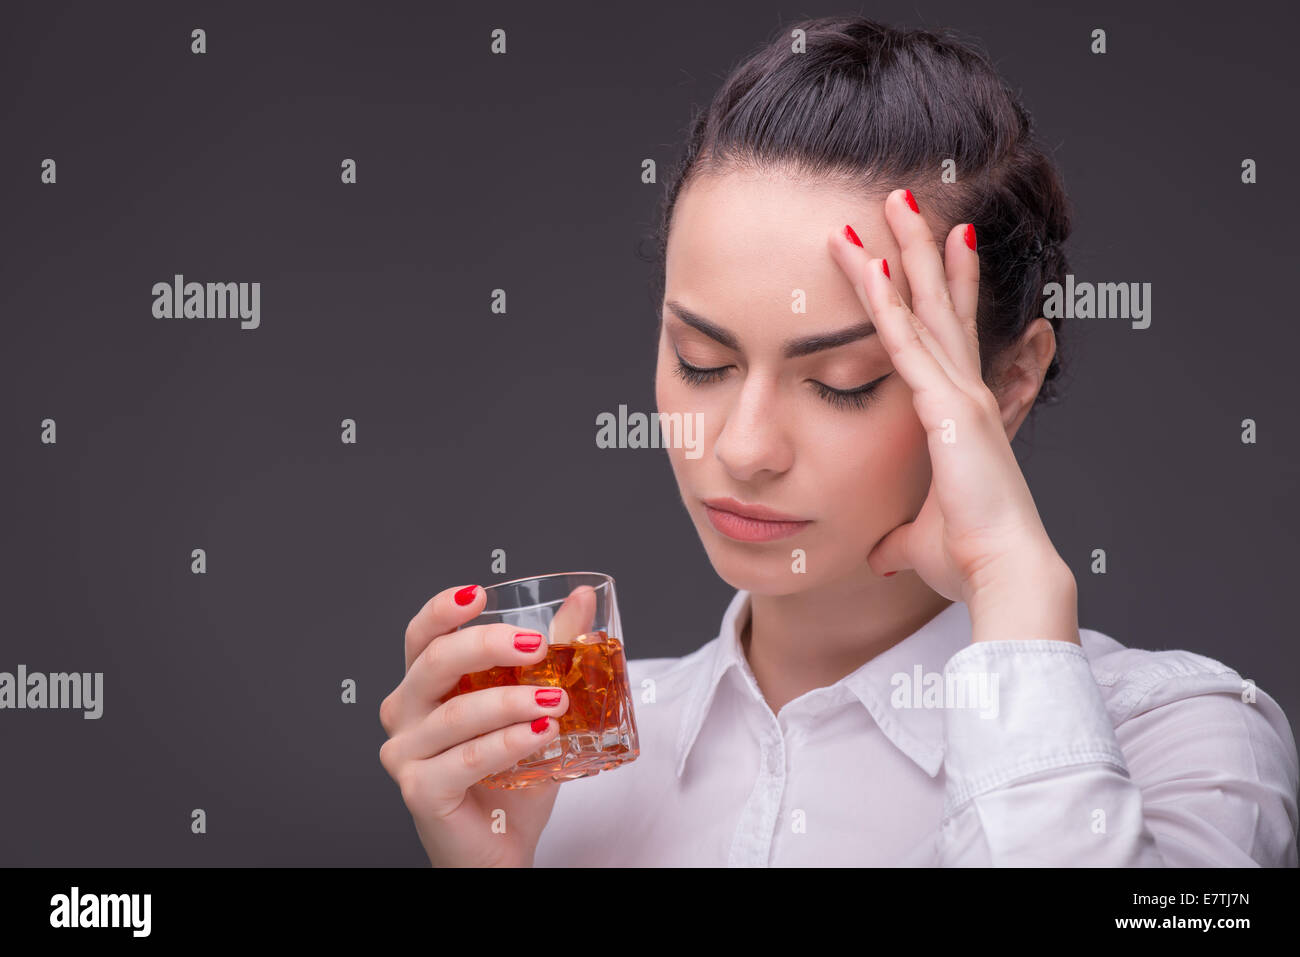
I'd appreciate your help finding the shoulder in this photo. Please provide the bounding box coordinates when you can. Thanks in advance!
[1076,625,1297,756]
[1076,627,1261,724]
[1080,627,1297,818]
[1074,626,1300,864]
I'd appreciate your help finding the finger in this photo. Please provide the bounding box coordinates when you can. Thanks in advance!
[549,585,597,644]
[870,474,938,577]
[404,584,487,672]
[829,229,955,405]
[831,225,963,388]
[867,512,915,577]
[382,684,569,770]
[944,221,982,375]
[404,714,564,807]
[886,189,979,380]
[388,622,549,730]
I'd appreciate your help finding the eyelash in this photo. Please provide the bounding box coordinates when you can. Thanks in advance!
[671,356,888,411]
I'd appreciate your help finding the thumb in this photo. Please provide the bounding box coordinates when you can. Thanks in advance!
[549,584,597,643]
[867,524,913,577]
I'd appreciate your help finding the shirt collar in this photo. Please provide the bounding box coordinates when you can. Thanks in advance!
[674,589,971,780]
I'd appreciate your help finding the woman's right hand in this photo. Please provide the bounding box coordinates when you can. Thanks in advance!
[379,584,570,867]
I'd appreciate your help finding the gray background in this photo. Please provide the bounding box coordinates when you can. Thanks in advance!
[2,0,1296,865]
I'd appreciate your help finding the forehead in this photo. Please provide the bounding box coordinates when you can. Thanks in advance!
[665,170,892,321]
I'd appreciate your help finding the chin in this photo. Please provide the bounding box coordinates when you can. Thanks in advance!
[694,529,841,597]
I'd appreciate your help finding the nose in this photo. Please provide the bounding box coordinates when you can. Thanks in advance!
[713,370,795,482]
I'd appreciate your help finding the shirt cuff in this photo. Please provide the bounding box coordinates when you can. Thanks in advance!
[939,640,1129,819]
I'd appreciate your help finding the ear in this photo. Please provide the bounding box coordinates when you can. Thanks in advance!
[989,317,1057,441]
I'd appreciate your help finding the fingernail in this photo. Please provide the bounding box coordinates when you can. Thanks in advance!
[904,189,918,214]
[531,716,550,733]
[964,223,977,251]
[535,689,562,707]
[844,224,863,247]
[454,585,478,606]
[883,571,897,577]
[514,632,543,652]
[881,258,890,279]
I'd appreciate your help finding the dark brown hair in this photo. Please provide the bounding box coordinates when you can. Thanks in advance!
[650,15,1073,412]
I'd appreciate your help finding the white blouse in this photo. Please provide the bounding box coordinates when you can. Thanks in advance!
[533,589,1299,866]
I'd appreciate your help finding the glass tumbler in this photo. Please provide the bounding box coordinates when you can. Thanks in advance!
[441,571,640,789]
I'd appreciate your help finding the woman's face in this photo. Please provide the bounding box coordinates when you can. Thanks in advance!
[655,170,935,597]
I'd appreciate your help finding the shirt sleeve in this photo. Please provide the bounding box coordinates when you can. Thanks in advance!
[934,639,1300,866]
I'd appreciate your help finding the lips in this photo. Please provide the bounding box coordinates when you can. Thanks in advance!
[702,497,811,543]
[702,497,806,522]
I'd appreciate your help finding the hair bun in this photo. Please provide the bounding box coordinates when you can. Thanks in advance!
[1029,235,1063,262]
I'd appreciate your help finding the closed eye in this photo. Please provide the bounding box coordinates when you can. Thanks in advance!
[671,353,890,412]
[671,355,730,385]
[809,374,890,411]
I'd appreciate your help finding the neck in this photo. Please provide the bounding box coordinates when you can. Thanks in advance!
[740,571,954,716]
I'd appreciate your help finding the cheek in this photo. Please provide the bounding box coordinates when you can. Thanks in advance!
[655,361,693,479]
[813,395,931,521]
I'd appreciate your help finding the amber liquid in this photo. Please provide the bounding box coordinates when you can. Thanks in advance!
[443,630,640,789]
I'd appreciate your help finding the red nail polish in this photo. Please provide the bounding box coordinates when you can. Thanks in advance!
[454,585,478,606]
[844,224,863,247]
[531,716,550,733]
[904,189,918,213]
[881,259,890,279]
[535,689,562,706]
[514,632,543,652]
[964,223,977,251]
[883,571,896,577]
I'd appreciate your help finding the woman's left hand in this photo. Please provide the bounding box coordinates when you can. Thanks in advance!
[829,188,1071,614]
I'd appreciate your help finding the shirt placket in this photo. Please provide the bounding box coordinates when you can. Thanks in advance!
[728,710,787,867]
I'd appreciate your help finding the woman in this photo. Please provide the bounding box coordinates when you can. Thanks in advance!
[378,16,1299,866]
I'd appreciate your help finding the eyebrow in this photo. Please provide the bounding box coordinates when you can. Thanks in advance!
[664,300,876,359]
